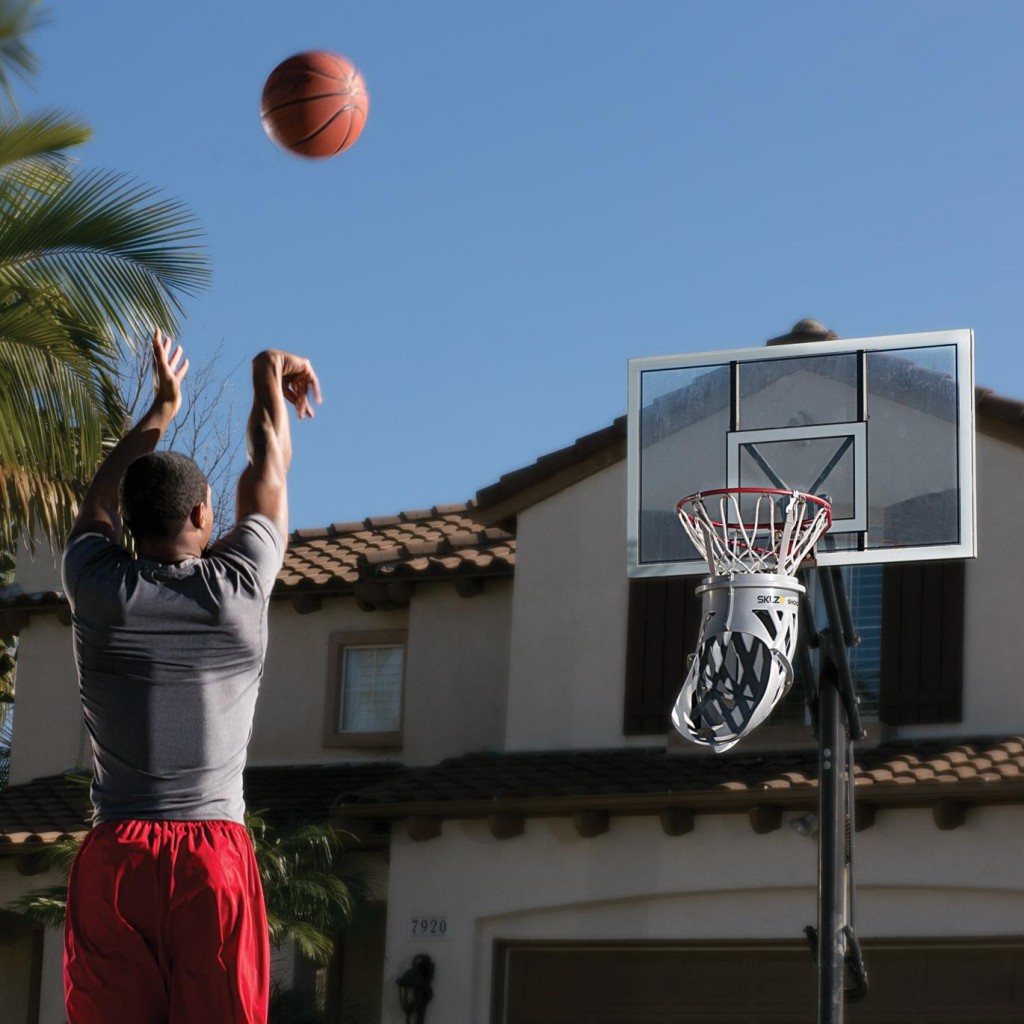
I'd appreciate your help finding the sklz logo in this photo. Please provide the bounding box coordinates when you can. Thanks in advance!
[756,594,797,605]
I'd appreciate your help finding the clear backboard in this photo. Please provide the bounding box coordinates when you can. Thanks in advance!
[627,329,976,576]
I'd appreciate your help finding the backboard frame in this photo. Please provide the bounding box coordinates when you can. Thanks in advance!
[627,329,976,577]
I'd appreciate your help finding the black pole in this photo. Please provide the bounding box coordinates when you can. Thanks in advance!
[811,565,868,1024]
[817,652,847,1024]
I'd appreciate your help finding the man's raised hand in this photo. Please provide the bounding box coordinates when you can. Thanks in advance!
[151,329,189,418]
[269,350,322,420]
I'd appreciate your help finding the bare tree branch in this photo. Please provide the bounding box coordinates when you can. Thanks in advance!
[118,338,244,538]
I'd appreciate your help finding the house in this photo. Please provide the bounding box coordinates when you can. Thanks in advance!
[2,353,1024,1022]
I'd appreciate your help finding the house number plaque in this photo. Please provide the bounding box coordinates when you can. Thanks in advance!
[408,914,449,940]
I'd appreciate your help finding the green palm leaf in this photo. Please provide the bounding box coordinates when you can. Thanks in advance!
[0,0,42,109]
[0,0,211,548]
[0,168,210,347]
[0,109,89,170]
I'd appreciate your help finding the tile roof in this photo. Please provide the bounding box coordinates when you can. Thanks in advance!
[0,763,408,850]
[334,736,1024,820]
[0,504,515,614]
[244,762,408,823]
[474,417,626,525]
[5,738,1022,847]
[276,503,515,597]
[0,773,89,846]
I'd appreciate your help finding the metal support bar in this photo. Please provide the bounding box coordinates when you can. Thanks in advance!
[816,567,865,740]
[817,652,847,1024]
[802,566,869,1024]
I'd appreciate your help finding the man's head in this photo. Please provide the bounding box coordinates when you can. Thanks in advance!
[119,451,211,546]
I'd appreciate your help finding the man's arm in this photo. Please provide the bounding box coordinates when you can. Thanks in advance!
[68,331,188,542]
[236,349,321,538]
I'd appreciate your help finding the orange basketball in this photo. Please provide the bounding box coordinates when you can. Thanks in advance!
[260,51,369,159]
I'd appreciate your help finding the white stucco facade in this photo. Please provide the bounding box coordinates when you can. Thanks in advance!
[381,805,1024,1023]
[504,462,636,751]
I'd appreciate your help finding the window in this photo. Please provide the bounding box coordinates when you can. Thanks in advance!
[325,631,406,748]
[624,561,964,738]
[770,565,883,727]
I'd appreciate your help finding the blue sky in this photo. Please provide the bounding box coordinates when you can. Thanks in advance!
[22,1,1024,529]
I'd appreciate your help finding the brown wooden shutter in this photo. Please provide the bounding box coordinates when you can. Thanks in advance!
[624,577,703,735]
[879,560,965,725]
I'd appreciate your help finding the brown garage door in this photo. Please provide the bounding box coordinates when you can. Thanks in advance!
[493,940,1024,1024]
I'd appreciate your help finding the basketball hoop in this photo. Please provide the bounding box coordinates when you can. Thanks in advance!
[677,488,832,577]
[671,488,832,753]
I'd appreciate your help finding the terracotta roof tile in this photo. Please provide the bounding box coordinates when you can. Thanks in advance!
[0,774,91,846]
[277,504,515,598]
[334,736,1024,818]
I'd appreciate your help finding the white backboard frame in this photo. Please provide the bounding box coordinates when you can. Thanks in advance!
[627,329,976,577]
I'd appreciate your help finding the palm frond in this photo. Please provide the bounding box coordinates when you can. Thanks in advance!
[247,810,374,965]
[0,291,122,547]
[0,168,211,344]
[0,0,43,110]
[0,109,89,172]
[5,833,81,927]
[6,885,67,927]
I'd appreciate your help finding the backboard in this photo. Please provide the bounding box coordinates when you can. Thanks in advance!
[627,329,976,576]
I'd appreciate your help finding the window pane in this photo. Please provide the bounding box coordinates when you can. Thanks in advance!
[865,346,959,548]
[739,353,860,429]
[341,645,402,733]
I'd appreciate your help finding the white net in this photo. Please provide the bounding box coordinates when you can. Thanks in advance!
[677,488,832,577]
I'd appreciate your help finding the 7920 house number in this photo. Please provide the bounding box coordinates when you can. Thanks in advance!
[409,915,449,940]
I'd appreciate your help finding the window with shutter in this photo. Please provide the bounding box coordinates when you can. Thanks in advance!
[879,561,965,725]
[623,578,702,735]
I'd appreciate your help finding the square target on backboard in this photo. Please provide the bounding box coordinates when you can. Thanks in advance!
[626,329,976,577]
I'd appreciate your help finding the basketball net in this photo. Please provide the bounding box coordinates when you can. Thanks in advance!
[671,489,832,753]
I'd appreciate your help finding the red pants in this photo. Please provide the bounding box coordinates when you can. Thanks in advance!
[64,819,269,1024]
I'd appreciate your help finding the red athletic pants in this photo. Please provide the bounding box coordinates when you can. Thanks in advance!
[64,819,269,1024]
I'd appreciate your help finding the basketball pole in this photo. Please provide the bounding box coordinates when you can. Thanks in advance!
[807,566,867,1024]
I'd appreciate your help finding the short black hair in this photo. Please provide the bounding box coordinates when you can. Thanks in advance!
[119,451,210,542]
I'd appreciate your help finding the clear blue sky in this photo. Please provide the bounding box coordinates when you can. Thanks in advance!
[22,1,1024,529]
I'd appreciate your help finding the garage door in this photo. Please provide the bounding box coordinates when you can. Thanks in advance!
[493,941,1024,1024]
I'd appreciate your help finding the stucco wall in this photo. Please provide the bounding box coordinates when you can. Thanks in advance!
[402,580,511,764]
[380,805,1024,1023]
[251,579,511,766]
[504,462,637,751]
[251,598,410,764]
[946,430,1024,733]
[8,615,82,786]
[12,535,61,594]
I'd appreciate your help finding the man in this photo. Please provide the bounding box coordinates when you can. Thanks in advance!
[60,330,321,1024]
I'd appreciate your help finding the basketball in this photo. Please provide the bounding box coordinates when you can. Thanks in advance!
[260,51,369,159]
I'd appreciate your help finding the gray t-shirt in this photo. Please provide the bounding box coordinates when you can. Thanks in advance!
[61,515,285,825]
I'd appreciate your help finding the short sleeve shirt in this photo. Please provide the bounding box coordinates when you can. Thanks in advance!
[61,515,285,824]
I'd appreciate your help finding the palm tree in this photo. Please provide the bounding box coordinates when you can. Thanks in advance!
[248,811,375,965]
[0,0,211,551]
